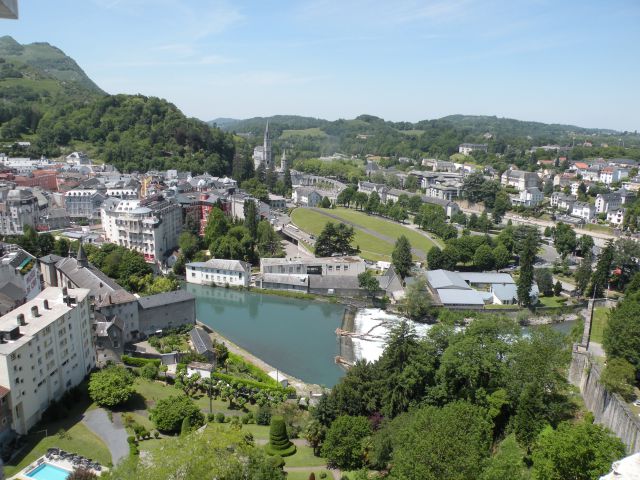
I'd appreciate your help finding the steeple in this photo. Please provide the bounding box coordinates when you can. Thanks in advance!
[281,149,287,171]
[77,239,88,268]
[263,121,272,169]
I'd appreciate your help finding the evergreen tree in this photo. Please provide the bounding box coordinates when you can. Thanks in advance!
[283,167,292,194]
[315,222,337,257]
[204,207,229,247]
[392,235,413,279]
[243,200,259,241]
[574,250,593,295]
[589,240,614,297]
[517,232,537,307]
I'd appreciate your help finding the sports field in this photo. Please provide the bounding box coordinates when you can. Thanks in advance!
[290,207,437,262]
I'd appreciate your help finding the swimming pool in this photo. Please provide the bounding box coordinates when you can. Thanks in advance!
[26,463,71,480]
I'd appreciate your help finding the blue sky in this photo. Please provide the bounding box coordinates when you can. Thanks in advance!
[4,0,640,130]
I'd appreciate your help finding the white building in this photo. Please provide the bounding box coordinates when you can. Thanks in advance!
[595,193,621,214]
[186,259,251,287]
[458,143,488,156]
[101,195,183,263]
[510,187,544,208]
[0,185,40,235]
[64,188,106,220]
[606,208,625,226]
[0,287,95,434]
[571,202,596,221]
[292,188,323,207]
[0,245,41,311]
[261,256,366,277]
[551,192,577,211]
[500,169,541,192]
[600,167,629,185]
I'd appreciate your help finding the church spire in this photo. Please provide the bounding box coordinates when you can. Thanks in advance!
[77,238,88,268]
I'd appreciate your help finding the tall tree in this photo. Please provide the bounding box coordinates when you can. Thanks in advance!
[204,207,229,247]
[357,270,379,298]
[553,222,577,258]
[517,232,537,307]
[603,296,640,376]
[589,240,614,298]
[574,250,593,295]
[243,199,259,241]
[392,235,413,279]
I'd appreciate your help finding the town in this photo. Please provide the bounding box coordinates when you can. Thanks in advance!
[1,1,640,480]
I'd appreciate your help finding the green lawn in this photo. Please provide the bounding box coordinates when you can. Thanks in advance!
[133,378,257,416]
[285,470,332,480]
[291,208,395,261]
[584,223,614,235]
[538,296,568,308]
[4,405,111,477]
[280,127,328,139]
[291,207,437,261]
[283,444,327,468]
[591,306,610,344]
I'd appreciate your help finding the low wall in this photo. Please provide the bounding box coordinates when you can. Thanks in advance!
[569,348,640,453]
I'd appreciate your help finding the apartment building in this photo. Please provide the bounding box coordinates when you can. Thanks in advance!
[500,169,541,192]
[0,244,41,314]
[571,202,596,221]
[186,259,251,287]
[0,184,40,235]
[101,195,183,263]
[510,187,544,208]
[595,193,622,214]
[0,287,95,435]
[551,193,577,212]
[64,188,106,220]
[600,167,629,186]
[458,143,488,156]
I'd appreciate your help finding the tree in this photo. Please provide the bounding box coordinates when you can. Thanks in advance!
[492,190,511,223]
[178,232,200,261]
[68,468,98,480]
[578,235,594,256]
[531,422,625,480]
[600,358,636,400]
[535,269,554,296]
[321,415,371,470]
[494,244,512,270]
[517,232,537,307]
[552,223,576,258]
[553,280,562,296]
[365,191,380,213]
[390,402,492,480]
[315,222,359,257]
[283,167,293,193]
[402,274,431,320]
[320,196,332,208]
[104,424,284,480]
[150,395,204,434]
[574,251,593,295]
[304,419,327,456]
[473,244,495,271]
[589,240,614,298]
[392,235,412,279]
[480,434,527,480]
[357,270,379,298]
[603,296,640,375]
[244,199,259,241]
[257,220,283,258]
[427,246,444,270]
[337,186,356,207]
[88,366,135,409]
[265,416,296,457]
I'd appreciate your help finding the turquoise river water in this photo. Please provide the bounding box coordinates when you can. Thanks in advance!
[186,283,577,388]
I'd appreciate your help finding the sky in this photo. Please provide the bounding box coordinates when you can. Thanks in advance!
[3,0,640,131]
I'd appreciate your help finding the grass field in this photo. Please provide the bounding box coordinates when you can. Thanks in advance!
[282,444,327,468]
[538,296,568,308]
[291,208,394,262]
[584,223,614,235]
[291,207,438,262]
[280,128,328,139]
[591,306,610,344]
[286,470,332,480]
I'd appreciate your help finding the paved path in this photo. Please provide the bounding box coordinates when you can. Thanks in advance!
[308,208,428,259]
[588,341,606,358]
[83,408,129,465]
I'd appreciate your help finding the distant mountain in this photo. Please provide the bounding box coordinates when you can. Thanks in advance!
[208,117,241,129]
[0,35,104,95]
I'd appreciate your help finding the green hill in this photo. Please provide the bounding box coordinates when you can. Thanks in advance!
[0,36,236,175]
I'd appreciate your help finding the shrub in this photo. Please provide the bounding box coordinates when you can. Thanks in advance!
[309,474,316,480]
[256,405,272,426]
[140,363,159,380]
[269,455,285,469]
[265,416,296,457]
[600,358,636,401]
[216,413,226,423]
[150,395,204,434]
[319,473,327,479]
[121,355,161,367]
[88,366,135,409]
[181,416,191,436]
[153,431,160,439]
[68,468,98,480]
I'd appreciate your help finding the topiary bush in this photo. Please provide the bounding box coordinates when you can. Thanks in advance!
[256,405,272,425]
[265,416,296,457]
[150,395,204,434]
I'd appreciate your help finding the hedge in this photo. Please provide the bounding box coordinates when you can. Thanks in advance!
[212,372,295,396]
[227,352,280,388]
[121,355,161,367]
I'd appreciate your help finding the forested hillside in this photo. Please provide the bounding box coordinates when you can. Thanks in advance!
[0,36,236,175]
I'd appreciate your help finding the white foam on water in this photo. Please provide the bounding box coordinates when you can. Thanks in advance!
[350,308,434,363]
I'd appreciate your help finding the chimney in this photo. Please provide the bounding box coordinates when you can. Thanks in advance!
[31,306,39,318]
[43,299,49,310]
[17,313,26,326]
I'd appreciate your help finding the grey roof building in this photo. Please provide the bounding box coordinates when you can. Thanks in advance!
[190,326,215,362]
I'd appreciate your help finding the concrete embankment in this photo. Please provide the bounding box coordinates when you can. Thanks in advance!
[196,321,327,398]
[569,348,640,453]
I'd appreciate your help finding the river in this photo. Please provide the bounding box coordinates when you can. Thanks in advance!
[186,284,578,388]
[185,284,346,387]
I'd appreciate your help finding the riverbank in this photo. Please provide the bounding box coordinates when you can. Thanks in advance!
[196,321,328,398]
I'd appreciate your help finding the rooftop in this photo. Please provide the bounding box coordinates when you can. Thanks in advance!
[0,287,90,355]
[137,289,195,310]
[187,258,250,272]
